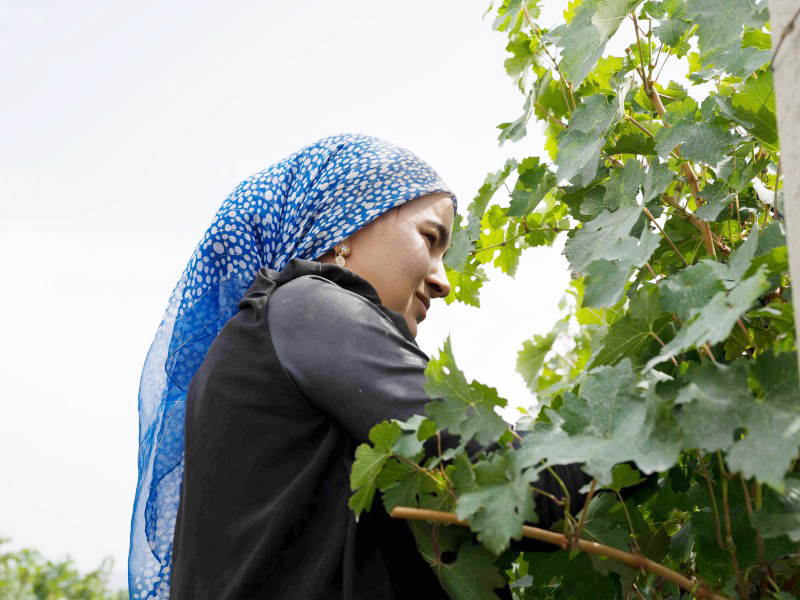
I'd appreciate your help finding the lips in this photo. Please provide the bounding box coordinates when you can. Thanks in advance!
[415,293,429,320]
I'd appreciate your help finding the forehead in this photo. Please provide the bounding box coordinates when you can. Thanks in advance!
[398,193,455,225]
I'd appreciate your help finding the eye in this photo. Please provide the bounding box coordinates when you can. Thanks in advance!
[423,232,437,246]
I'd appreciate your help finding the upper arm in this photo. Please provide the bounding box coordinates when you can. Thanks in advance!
[268,276,432,443]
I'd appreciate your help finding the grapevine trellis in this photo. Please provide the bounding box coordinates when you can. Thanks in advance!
[351,1,800,598]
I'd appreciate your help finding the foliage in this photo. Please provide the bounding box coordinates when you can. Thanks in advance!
[0,538,126,599]
[352,0,799,598]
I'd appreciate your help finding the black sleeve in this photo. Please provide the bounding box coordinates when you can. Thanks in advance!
[268,275,435,444]
[268,275,591,535]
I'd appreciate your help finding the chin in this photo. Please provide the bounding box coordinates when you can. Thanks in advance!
[405,317,418,338]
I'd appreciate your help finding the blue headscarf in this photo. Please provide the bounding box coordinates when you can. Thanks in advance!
[129,133,457,598]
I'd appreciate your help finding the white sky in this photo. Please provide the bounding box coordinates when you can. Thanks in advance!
[0,0,587,589]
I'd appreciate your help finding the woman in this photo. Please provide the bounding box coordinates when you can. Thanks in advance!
[129,134,461,599]
[131,134,585,599]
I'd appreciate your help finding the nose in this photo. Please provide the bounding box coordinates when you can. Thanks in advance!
[426,257,451,299]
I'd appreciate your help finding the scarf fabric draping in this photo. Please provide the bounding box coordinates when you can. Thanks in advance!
[129,133,456,599]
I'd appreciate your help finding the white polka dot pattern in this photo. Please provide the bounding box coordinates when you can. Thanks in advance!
[129,133,456,598]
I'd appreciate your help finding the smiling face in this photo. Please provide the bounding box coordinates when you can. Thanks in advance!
[321,193,454,337]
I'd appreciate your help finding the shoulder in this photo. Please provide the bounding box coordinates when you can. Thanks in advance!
[268,274,412,351]
[269,274,385,324]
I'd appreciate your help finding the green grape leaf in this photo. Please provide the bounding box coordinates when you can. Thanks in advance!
[727,351,800,492]
[349,421,403,517]
[435,541,508,600]
[677,362,752,452]
[660,261,727,320]
[641,0,666,17]
[558,0,643,86]
[409,521,506,598]
[712,92,754,129]
[424,336,509,446]
[694,180,737,221]
[587,56,627,91]
[445,214,471,272]
[642,160,675,205]
[692,37,771,80]
[564,196,661,308]
[653,18,691,48]
[654,96,741,165]
[592,284,673,366]
[456,452,541,554]
[465,160,519,242]
[715,150,769,191]
[731,69,779,152]
[556,81,628,184]
[754,221,786,256]
[743,28,772,50]
[690,479,762,584]
[646,266,770,369]
[592,0,641,38]
[378,459,429,512]
[600,158,646,213]
[583,257,630,307]
[477,228,504,266]
[580,493,651,589]
[608,463,645,491]
[561,180,607,218]
[444,263,488,307]
[588,227,661,307]
[525,551,618,597]
[605,130,657,156]
[564,203,644,273]
[517,326,562,392]
[686,0,767,53]
[508,157,557,217]
[493,0,540,32]
[518,360,681,483]
[649,0,692,47]
[723,225,760,286]
[391,414,437,458]
[652,0,691,48]
[498,91,535,145]
[750,477,800,542]
[504,32,538,87]
[535,73,572,120]
[493,233,523,277]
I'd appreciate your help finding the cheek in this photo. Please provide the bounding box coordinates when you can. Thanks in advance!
[386,248,429,306]
[403,249,433,295]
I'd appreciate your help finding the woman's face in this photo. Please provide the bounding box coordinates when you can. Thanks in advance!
[332,193,454,337]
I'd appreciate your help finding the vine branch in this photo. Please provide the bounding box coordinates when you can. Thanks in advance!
[468,227,571,255]
[643,206,689,266]
[390,506,731,600]
[696,450,725,551]
[536,102,567,129]
[740,473,769,593]
[571,478,597,548]
[523,6,576,112]
[662,192,731,257]
[648,89,719,258]
[717,453,748,599]
[624,114,655,139]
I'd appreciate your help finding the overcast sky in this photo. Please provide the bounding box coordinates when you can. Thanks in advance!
[0,0,602,589]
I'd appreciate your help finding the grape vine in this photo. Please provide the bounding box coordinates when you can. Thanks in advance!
[351,1,799,598]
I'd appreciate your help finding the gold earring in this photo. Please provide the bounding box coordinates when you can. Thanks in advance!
[335,244,351,267]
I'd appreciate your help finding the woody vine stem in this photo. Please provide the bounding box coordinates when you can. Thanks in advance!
[390,506,730,600]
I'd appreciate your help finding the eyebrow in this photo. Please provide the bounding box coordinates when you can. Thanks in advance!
[420,218,452,257]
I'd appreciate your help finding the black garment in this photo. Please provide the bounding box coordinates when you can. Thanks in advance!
[170,259,584,600]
